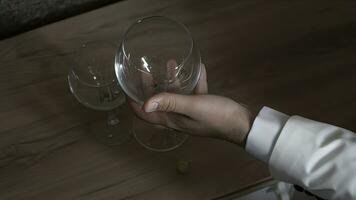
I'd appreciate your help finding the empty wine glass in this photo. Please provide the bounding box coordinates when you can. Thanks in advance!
[68,41,131,145]
[115,16,201,151]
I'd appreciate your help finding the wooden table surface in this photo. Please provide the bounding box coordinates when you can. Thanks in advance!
[1,0,356,199]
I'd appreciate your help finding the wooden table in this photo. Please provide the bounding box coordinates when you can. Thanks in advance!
[1,0,356,199]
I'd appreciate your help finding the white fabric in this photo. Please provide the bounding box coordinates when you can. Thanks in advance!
[246,107,356,200]
[245,107,289,163]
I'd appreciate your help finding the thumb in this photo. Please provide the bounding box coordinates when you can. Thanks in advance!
[143,92,192,115]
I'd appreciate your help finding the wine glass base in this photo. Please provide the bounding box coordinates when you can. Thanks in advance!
[133,117,188,152]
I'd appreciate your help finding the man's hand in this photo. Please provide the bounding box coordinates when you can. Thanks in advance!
[129,64,253,147]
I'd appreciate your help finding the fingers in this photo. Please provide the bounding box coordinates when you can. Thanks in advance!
[194,63,208,94]
[167,59,178,78]
[129,97,191,131]
[143,62,208,116]
[141,71,155,98]
[131,62,209,133]
[143,93,192,116]
[129,99,166,125]
[166,59,181,92]
[140,59,181,97]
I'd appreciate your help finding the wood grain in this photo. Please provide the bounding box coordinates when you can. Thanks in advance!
[0,0,356,199]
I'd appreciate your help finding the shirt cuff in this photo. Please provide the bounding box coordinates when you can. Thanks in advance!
[245,106,289,163]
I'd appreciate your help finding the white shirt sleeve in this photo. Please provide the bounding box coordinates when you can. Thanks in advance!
[245,106,356,200]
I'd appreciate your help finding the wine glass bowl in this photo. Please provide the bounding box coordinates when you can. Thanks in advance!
[115,16,201,105]
[68,41,131,146]
[115,16,201,151]
[69,41,125,110]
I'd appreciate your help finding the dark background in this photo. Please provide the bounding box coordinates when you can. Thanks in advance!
[0,0,121,39]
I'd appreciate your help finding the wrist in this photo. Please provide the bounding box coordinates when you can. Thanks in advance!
[224,103,256,147]
[240,105,258,147]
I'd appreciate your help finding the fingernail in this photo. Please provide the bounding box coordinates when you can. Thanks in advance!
[145,101,159,113]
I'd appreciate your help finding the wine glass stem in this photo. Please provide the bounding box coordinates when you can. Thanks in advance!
[107,111,120,128]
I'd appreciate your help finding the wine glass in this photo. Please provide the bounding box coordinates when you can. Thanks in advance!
[68,41,131,145]
[115,16,201,151]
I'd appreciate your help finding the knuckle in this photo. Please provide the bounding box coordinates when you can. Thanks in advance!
[167,97,177,112]
[161,94,177,112]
